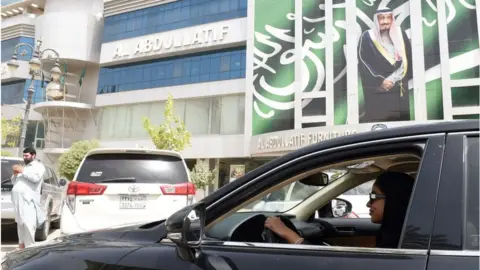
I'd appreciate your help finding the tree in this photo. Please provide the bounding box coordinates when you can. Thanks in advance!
[143,93,191,151]
[1,114,22,147]
[58,140,99,180]
[190,162,216,191]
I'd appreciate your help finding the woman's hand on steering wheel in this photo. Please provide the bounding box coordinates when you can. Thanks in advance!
[264,216,303,244]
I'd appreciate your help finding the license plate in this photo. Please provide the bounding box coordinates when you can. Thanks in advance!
[119,195,146,209]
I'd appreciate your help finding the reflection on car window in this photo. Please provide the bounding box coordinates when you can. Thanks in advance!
[342,180,374,195]
[241,169,348,213]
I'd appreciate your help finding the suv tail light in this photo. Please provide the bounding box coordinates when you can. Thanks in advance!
[66,181,107,214]
[160,182,196,205]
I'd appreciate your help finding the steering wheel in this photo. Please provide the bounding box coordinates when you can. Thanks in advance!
[263,215,302,244]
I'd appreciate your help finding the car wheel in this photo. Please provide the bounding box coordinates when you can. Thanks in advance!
[35,204,52,241]
[51,218,60,229]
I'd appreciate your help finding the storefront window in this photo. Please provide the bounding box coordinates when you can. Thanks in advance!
[98,95,245,140]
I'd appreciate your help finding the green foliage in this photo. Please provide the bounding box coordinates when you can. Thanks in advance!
[58,140,100,180]
[1,115,22,147]
[143,94,191,151]
[190,162,216,191]
[1,150,13,157]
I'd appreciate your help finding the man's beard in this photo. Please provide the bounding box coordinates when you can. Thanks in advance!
[24,159,33,165]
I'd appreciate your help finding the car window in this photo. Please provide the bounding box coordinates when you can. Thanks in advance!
[43,165,52,184]
[49,168,58,185]
[75,153,189,184]
[241,170,347,213]
[464,136,479,250]
[342,180,374,195]
[290,182,321,201]
[1,159,23,187]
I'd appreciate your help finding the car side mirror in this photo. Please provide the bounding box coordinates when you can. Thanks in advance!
[166,202,206,262]
[59,178,68,187]
[331,198,353,218]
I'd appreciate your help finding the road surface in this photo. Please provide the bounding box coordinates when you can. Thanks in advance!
[1,226,60,260]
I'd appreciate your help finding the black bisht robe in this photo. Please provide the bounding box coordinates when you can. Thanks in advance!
[357,30,413,123]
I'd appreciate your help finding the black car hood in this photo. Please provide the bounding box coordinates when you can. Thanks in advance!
[3,220,168,269]
[61,219,167,243]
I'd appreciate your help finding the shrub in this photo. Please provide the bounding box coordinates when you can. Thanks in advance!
[58,140,99,180]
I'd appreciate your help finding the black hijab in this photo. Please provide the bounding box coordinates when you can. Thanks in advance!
[373,171,414,248]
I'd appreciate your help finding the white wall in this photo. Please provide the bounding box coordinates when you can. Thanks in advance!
[1,13,35,29]
[35,0,104,63]
[100,18,247,66]
[98,134,246,159]
[95,78,246,107]
[1,103,43,121]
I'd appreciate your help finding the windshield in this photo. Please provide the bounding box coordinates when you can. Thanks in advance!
[1,159,23,187]
[76,153,189,184]
[241,169,348,213]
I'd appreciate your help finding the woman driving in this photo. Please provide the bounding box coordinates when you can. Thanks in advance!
[264,171,415,248]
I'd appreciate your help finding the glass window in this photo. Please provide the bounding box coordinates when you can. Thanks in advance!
[76,153,189,184]
[1,37,34,62]
[220,95,244,134]
[1,159,23,188]
[464,136,479,250]
[185,99,210,135]
[1,80,25,104]
[115,105,132,139]
[1,79,45,105]
[99,107,118,139]
[130,103,151,138]
[103,0,248,43]
[98,47,246,94]
[97,95,244,139]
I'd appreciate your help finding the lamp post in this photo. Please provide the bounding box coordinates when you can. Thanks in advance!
[7,39,62,156]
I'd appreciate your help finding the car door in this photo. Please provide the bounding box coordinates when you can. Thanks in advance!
[194,135,444,270]
[426,132,479,270]
[40,167,53,211]
[115,134,445,270]
[48,168,62,215]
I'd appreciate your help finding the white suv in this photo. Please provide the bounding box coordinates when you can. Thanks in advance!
[60,148,195,235]
[1,156,67,241]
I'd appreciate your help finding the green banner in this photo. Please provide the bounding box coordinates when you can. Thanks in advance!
[252,0,479,136]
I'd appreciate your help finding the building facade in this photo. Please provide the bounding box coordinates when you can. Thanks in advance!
[1,0,479,192]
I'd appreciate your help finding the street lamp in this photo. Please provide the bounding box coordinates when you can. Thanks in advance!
[7,39,62,156]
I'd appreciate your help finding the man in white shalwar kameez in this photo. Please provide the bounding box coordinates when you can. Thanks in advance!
[11,147,46,249]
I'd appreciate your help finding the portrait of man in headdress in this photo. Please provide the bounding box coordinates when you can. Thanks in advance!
[357,7,413,123]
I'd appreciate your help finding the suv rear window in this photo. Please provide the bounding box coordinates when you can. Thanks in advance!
[76,153,189,185]
[1,159,23,188]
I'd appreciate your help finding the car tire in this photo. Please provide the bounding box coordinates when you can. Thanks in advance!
[35,204,52,242]
[51,217,60,229]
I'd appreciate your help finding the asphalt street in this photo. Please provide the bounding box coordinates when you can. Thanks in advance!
[1,226,60,260]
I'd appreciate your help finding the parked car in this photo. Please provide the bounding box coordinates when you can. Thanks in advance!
[1,157,67,241]
[59,148,195,235]
[2,120,479,270]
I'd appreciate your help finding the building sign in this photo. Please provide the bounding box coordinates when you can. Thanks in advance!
[100,18,247,64]
[250,121,442,155]
[113,25,229,59]
[250,0,479,136]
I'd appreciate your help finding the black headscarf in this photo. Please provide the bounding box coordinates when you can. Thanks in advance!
[373,171,414,248]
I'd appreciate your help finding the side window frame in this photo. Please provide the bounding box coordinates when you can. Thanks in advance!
[43,166,52,185]
[464,135,479,251]
[49,168,59,186]
[429,131,480,252]
[203,134,444,254]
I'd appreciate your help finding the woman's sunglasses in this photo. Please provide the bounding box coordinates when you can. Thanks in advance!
[369,193,386,203]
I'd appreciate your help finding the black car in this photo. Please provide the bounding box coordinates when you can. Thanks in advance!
[2,120,479,270]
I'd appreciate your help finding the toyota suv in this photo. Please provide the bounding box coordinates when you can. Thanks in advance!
[1,156,67,241]
[59,148,195,235]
